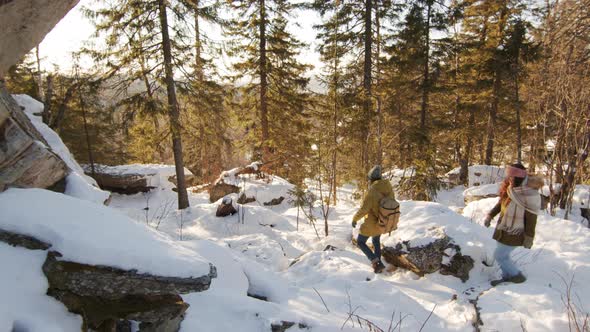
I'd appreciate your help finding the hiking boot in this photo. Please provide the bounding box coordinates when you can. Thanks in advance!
[507,273,526,284]
[491,273,526,286]
[372,259,385,274]
[490,278,508,287]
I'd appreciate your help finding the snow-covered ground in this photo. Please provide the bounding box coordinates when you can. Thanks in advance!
[2,95,590,331]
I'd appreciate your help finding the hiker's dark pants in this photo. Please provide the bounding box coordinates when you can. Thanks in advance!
[357,234,381,262]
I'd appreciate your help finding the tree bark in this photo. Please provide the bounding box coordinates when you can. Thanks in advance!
[50,83,76,132]
[194,0,204,178]
[420,2,431,133]
[194,0,203,81]
[158,0,189,210]
[78,84,95,177]
[42,75,53,125]
[514,73,522,163]
[375,2,382,167]
[362,0,372,173]
[35,46,43,100]
[331,8,339,206]
[484,69,500,165]
[259,0,269,162]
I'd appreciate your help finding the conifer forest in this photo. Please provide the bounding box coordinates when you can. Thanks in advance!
[6,0,589,209]
[2,1,590,331]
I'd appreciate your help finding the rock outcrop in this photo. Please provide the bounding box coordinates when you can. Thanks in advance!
[0,228,51,250]
[382,232,474,282]
[237,192,256,204]
[209,182,240,203]
[0,0,90,192]
[462,183,499,204]
[43,251,216,298]
[87,170,156,195]
[0,0,80,77]
[271,321,309,332]
[208,162,263,202]
[0,229,216,332]
[264,196,285,206]
[216,197,237,217]
[0,85,68,190]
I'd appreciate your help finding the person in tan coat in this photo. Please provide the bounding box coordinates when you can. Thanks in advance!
[484,163,543,286]
[352,165,395,273]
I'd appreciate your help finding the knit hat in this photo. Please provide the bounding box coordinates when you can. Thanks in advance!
[368,165,382,181]
[505,164,527,178]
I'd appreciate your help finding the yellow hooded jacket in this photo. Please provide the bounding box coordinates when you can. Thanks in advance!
[352,179,395,237]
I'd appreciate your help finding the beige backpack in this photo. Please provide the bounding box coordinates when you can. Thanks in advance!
[378,196,400,234]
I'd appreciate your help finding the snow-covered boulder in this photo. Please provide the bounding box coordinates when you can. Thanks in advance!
[463,183,500,204]
[0,88,68,191]
[82,163,194,195]
[0,0,79,76]
[43,250,213,331]
[0,188,216,331]
[216,196,237,217]
[209,182,240,203]
[11,94,110,205]
[208,163,294,204]
[446,165,505,187]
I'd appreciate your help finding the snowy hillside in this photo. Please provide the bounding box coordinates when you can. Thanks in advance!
[5,171,590,331]
[2,98,590,331]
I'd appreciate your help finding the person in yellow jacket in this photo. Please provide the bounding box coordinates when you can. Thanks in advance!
[352,165,395,273]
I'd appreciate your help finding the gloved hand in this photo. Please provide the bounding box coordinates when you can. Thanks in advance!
[523,235,534,249]
[484,214,492,228]
[352,220,357,228]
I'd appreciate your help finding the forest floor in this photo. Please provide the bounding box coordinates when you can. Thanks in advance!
[2,94,590,331]
[104,171,590,332]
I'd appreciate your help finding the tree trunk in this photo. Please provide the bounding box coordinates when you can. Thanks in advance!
[484,70,500,165]
[331,36,339,205]
[464,106,476,180]
[194,0,204,177]
[362,0,372,173]
[194,0,203,81]
[50,83,76,132]
[514,73,522,163]
[79,85,95,177]
[158,0,189,210]
[420,2,431,134]
[35,46,43,100]
[375,3,382,167]
[259,0,269,162]
[42,75,53,125]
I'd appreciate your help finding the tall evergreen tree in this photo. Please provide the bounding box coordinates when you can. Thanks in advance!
[158,0,190,209]
[383,0,448,200]
[85,0,194,208]
[175,0,230,182]
[458,0,524,165]
[226,0,312,183]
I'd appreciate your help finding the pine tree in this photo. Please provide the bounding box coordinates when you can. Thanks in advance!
[311,0,400,190]
[226,0,312,183]
[458,0,524,165]
[383,0,448,200]
[177,0,231,183]
[83,0,168,162]
[85,0,193,209]
[158,0,190,209]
